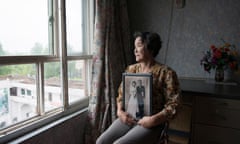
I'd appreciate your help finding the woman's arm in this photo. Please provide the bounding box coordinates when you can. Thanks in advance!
[138,70,181,128]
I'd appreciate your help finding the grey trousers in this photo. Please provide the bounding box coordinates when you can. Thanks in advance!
[96,118,164,144]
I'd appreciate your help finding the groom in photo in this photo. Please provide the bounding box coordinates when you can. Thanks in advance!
[136,79,145,119]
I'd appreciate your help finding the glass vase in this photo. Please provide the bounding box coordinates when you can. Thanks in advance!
[215,68,224,82]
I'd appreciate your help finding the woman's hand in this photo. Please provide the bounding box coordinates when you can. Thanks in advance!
[137,116,155,128]
[117,101,137,126]
[117,110,137,126]
[138,111,167,128]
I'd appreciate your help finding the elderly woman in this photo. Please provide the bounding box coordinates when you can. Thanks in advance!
[96,32,181,144]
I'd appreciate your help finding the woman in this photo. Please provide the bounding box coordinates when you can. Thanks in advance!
[96,32,181,144]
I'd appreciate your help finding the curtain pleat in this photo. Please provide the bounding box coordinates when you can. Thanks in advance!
[84,0,134,143]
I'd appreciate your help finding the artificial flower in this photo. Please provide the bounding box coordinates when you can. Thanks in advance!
[200,39,239,73]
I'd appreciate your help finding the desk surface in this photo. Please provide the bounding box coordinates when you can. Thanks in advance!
[179,78,240,100]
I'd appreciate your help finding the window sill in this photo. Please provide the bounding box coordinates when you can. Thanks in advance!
[0,97,89,144]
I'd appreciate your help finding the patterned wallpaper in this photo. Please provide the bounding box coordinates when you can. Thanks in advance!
[127,0,240,82]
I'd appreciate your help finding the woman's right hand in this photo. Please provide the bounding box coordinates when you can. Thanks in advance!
[117,110,137,126]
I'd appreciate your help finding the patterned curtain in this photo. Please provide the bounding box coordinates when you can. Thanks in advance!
[84,0,134,143]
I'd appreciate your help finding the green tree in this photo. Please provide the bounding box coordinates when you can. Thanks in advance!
[44,62,61,79]
[0,65,12,75]
[0,64,35,76]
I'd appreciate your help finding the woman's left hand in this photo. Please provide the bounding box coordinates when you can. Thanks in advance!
[137,116,155,128]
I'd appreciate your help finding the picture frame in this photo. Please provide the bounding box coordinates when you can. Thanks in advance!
[122,73,152,121]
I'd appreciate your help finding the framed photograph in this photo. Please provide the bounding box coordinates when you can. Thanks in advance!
[122,73,152,120]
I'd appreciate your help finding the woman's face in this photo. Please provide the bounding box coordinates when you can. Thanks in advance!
[132,81,136,87]
[134,37,151,62]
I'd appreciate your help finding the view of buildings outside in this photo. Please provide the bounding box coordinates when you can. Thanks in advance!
[0,62,85,130]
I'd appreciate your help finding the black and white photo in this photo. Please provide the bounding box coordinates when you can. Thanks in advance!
[122,73,152,120]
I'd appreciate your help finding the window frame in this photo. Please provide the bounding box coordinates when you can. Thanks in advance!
[0,0,94,142]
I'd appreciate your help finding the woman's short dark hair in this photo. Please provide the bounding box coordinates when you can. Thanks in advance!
[133,32,162,57]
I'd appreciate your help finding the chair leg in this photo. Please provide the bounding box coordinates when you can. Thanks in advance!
[157,122,169,144]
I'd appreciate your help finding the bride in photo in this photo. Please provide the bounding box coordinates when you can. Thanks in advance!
[126,80,139,120]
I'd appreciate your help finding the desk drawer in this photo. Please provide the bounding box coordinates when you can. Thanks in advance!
[195,96,240,129]
[193,124,240,144]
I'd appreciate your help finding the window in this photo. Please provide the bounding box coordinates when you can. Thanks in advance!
[0,0,93,139]
[27,90,32,96]
[0,0,49,56]
[10,87,17,96]
[21,89,26,96]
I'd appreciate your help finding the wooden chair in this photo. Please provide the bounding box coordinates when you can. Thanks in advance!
[157,122,169,144]
[157,104,192,144]
[168,104,192,144]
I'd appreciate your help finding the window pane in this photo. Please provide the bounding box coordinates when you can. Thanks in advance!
[44,62,63,112]
[66,0,83,55]
[68,60,86,104]
[0,0,50,56]
[0,64,37,130]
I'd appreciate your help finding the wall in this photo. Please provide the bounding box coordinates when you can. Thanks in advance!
[11,111,88,144]
[127,0,240,82]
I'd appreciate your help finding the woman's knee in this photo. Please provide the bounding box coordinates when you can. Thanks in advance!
[96,135,105,144]
[96,133,114,144]
[113,138,137,144]
[112,139,121,144]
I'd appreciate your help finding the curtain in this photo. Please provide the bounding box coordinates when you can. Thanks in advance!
[84,0,134,143]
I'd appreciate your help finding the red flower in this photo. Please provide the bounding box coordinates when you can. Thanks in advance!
[224,48,230,52]
[210,45,216,49]
[213,49,222,59]
[229,61,237,70]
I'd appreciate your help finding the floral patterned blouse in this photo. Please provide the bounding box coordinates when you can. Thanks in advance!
[117,62,182,120]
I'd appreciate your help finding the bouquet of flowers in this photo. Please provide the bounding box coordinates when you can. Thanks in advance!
[200,39,239,73]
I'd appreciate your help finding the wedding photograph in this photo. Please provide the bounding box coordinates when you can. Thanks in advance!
[122,73,153,120]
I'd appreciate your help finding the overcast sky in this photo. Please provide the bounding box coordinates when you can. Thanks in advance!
[0,0,82,54]
[0,0,48,54]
